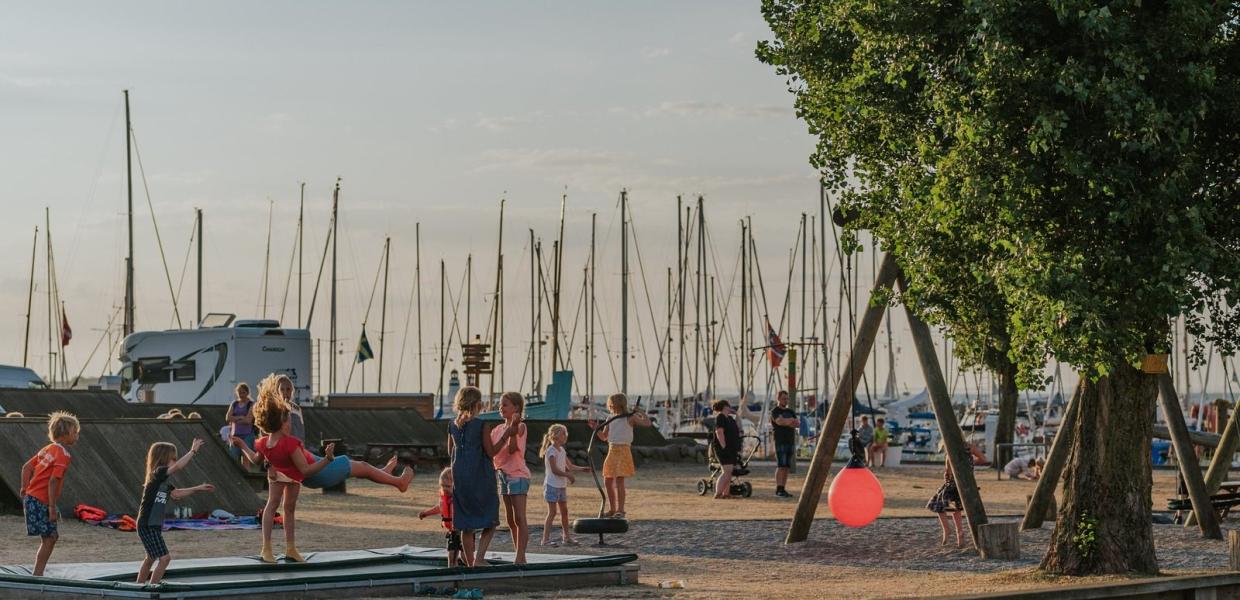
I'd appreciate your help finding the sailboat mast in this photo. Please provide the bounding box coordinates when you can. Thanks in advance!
[535,240,543,393]
[551,193,566,372]
[123,90,135,337]
[329,179,339,394]
[379,236,390,392]
[589,213,597,402]
[46,208,55,387]
[298,182,304,328]
[465,254,472,341]
[694,196,704,399]
[819,181,831,401]
[620,190,629,395]
[676,198,685,422]
[196,209,203,327]
[438,260,446,413]
[489,199,505,398]
[800,213,807,398]
[740,219,747,405]
[416,222,423,391]
[23,226,37,367]
[529,228,536,395]
[262,201,273,318]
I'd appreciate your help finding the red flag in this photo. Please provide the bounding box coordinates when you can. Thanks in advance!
[766,317,785,369]
[61,308,72,347]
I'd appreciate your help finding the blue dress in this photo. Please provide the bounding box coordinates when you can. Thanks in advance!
[449,418,500,530]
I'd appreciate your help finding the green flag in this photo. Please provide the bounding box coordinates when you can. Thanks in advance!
[355,328,374,363]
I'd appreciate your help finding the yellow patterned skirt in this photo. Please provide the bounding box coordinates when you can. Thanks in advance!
[602,444,636,478]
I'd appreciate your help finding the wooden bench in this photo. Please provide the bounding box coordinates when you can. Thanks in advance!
[1167,492,1240,520]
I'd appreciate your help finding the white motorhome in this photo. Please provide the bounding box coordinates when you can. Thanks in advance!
[119,314,312,405]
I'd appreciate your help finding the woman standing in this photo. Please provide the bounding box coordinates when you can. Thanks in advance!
[225,383,255,461]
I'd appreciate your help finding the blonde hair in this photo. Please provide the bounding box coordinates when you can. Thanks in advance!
[455,386,483,416]
[438,467,453,490]
[47,411,79,442]
[254,373,292,434]
[540,423,568,458]
[6,411,25,418]
[144,442,178,484]
[607,393,628,415]
[235,382,250,395]
[501,391,525,416]
[258,373,293,406]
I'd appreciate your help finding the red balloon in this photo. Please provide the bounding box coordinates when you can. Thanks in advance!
[827,465,884,527]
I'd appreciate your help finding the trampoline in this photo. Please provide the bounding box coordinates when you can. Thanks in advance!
[0,545,639,599]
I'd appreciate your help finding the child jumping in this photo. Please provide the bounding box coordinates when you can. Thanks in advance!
[448,386,514,567]
[418,468,465,567]
[246,383,337,563]
[927,457,966,548]
[19,411,79,576]
[590,393,650,518]
[135,440,216,585]
[539,423,591,546]
[491,391,530,564]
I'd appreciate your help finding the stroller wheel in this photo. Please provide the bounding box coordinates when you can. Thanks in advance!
[741,482,753,498]
[696,479,709,496]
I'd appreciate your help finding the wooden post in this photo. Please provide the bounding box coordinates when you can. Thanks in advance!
[1187,398,1240,528]
[900,272,988,544]
[977,522,1020,560]
[1230,530,1240,571]
[1021,382,1082,530]
[1157,373,1222,539]
[785,253,898,544]
[1025,494,1056,522]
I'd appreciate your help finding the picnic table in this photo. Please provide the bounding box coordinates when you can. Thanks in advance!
[1167,480,1240,521]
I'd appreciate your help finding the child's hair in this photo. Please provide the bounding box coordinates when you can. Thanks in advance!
[145,442,178,483]
[235,382,250,396]
[258,373,293,406]
[253,382,290,435]
[501,391,525,416]
[47,411,79,441]
[607,393,628,415]
[711,399,730,412]
[438,467,453,490]
[455,386,483,416]
[6,411,25,418]
[876,417,885,424]
[539,423,568,458]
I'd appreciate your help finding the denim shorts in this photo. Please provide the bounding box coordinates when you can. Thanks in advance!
[775,443,796,468]
[24,495,57,538]
[544,485,567,503]
[498,471,530,496]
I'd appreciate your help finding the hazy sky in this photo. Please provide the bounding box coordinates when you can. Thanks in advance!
[1,2,1232,400]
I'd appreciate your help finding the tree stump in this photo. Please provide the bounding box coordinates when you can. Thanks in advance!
[978,522,1020,560]
[1026,494,1057,523]
[1230,530,1240,571]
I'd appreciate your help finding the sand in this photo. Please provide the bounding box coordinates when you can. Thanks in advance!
[0,461,1229,599]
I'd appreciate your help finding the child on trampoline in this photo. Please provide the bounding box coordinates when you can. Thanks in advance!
[448,386,512,567]
[589,393,651,518]
[135,440,216,585]
[418,468,465,567]
[539,423,591,546]
[232,374,413,493]
[19,411,79,576]
[491,391,530,564]
[248,387,337,563]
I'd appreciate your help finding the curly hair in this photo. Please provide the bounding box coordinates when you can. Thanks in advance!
[253,373,291,434]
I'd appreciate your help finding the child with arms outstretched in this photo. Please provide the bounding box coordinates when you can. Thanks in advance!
[135,439,216,585]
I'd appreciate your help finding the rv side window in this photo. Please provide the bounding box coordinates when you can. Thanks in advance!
[172,360,196,382]
[137,358,172,384]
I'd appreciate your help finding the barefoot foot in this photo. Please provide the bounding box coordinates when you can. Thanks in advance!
[383,456,398,474]
[398,468,414,493]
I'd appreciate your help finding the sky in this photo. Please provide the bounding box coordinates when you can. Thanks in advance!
[1,2,1234,401]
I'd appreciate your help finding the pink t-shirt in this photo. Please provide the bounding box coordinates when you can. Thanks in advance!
[490,422,530,478]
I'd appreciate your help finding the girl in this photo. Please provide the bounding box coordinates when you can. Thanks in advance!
[539,424,591,546]
[225,383,255,463]
[236,374,412,492]
[927,457,966,548]
[590,393,651,518]
[246,385,337,563]
[448,387,518,567]
[135,440,215,585]
[490,392,529,564]
[418,468,464,567]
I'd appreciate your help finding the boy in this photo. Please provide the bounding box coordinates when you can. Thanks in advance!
[19,411,80,576]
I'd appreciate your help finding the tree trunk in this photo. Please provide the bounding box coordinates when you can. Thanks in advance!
[995,361,1019,466]
[1040,362,1158,575]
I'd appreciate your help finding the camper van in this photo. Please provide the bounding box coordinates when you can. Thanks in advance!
[119,314,312,405]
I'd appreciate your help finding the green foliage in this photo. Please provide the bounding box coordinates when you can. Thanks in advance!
[1072,511,1098,559]
[759,0,1240,383]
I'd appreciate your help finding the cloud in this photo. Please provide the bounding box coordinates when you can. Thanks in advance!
[643,101,792,119]
[728,32,747,45]
[642,47,671,60]
[429,117,459,133]
[474,114,528,132]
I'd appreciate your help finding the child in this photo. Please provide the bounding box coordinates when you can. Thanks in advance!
[491,391,530,564]
[870,417,889,468]
[927,458,966,548]
[539,423,591,546]
[448,387,514,567]
[19,411,79,576]
[590,393,650,517]
[135,440,216,585]
[245,384,337,563]
[418,468,464,567]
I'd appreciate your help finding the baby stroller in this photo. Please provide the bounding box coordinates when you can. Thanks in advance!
[696,434,759,497]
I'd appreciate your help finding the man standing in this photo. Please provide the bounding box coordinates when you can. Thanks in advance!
[770,390,798,498]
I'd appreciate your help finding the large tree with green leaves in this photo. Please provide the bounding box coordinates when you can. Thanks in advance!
[760,0,1240,575]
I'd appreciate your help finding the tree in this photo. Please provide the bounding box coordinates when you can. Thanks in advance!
[760,0,1240,575]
